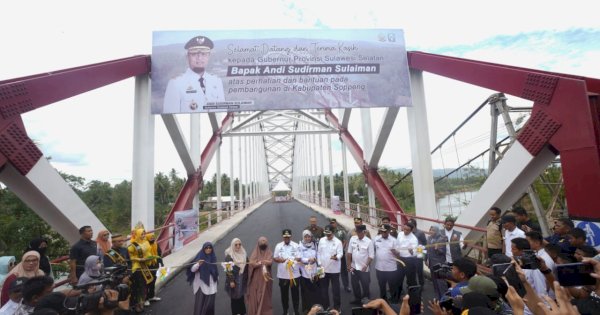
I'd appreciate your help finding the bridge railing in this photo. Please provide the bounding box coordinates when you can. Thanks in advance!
[298,194,489,266]
[157,194,270,256]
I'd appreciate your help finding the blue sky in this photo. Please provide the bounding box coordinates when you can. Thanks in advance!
[2,0,599,185]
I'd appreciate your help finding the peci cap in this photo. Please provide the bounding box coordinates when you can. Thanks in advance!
[111,233,126,241]
[379,224,391,232]
[329,218,337,223]
[185,36,214,52]
[324,225,333,235]
[282,229,292,237]
[354,217,363,224]
[356,224,367,232]
[8,277,28,293]
[460,275,499,298]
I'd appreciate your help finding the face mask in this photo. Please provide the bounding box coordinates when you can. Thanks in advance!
[259,244,268,250]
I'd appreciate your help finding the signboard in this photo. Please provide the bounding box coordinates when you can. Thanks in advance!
[174,209,199,252]
[151,29,411,114]
[331,195,341,214]
[575,220,600,249]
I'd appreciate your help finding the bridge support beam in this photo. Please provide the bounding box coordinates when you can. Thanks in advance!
[131,74,155,230]
[407,69,437,231]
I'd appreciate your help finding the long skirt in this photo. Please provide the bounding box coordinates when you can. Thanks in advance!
[194,290,216,315]
[231,296,246,315]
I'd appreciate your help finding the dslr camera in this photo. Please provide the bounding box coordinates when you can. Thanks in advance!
[431,263,454,280]
[70,265,130,314]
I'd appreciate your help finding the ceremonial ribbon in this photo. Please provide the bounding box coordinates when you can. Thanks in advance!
[286,259,297,286]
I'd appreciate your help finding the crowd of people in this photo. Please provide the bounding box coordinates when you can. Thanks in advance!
[1,207,600,315]
[0,224,162,314]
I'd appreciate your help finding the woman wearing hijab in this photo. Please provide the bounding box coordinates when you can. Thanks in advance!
[77,255,103,292]
[427,225,448,299]
[146,232,163,303]
[95,230,112,257]
[25,238,52,276]
[128,228,152,313]
[0,251,44,307]
[297,230,318,314]
[245,236,273,315]
[224,238,248,315]
[188,242,218,315]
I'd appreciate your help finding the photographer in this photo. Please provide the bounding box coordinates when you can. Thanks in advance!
[13,275,54,315]
[447,258,476,298]
[510,238,547,300]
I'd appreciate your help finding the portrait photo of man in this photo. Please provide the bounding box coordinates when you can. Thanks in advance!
[162,35,225,113]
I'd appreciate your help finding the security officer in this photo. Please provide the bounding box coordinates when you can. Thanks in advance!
[162,35,225,113]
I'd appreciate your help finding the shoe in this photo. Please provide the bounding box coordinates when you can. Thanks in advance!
[345,286,352,292]
[349,299,362,305]
[149,297,161,302]
[144,301,150,307]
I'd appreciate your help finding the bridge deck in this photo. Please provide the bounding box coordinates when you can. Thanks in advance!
[149,200,436,314]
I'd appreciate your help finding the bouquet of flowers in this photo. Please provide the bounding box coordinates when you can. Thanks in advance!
[221,261,234,278]
[415,245,427,259]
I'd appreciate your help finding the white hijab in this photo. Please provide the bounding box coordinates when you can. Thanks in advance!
[224,238,247,273]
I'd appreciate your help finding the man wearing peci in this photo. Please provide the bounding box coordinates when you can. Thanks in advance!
[162,35,225,113]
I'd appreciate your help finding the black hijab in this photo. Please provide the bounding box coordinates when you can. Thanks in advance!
[26,238,51,275]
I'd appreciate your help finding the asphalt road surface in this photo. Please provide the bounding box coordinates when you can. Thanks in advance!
[148,200,436,314]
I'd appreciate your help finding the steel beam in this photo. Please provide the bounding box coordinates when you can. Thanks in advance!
[223,130,336,136]
[161,114,196,174]
[369,107,400,169]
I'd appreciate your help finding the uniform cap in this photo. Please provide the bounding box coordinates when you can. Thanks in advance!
[329,218,337,223]
[111,233,126,241]
[282,229,292,237]
[460,275,499,298]
[354,217,363,223]
[185,36,214,52]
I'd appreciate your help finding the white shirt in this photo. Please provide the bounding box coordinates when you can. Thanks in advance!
[0,299,19,315]
[396,233,418,258]
[523,268,548,315]
[348,235,374,271]
[273,241,301,279]
[504,227,525,257]
[374,235,398,271]
[535,248,556,274]
[318,236,343,273]
[297,243,318,279]
[191,262,217,295]
[444,228,464,263]
[162,68,225,114]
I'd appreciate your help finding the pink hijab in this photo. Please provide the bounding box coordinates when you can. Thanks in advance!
[8,251,45,278]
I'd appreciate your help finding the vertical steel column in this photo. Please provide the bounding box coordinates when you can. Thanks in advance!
[131,74,155,230]
[361,108,376,222]
[245,136,250,207]
[216,136,222,221]
[238,124,243,209]
[230,124,235,212]
[341,140,350,215]
[191,114,201,211]
[407,69,437,230]
[319,133,326,206]
[328,133,335,209]
[489,102,499,173]
[312,126,319,204]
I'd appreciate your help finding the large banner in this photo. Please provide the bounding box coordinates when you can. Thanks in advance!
[173,209,199,252]
[151,29,411,114]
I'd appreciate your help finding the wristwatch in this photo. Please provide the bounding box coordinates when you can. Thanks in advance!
[540,268,552,274]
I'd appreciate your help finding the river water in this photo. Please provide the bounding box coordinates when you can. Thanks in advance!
[436,190,477,218]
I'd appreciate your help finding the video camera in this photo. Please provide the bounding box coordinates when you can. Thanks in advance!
[69,265,130,314]
[431,263,454,281]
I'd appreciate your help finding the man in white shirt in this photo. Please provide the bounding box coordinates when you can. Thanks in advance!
[273,229,301,315]
[0,277,26,315]
[502,215,525,258]
[317,225,343,310]
[347,224,374,305]
[393,222,419,300]
[525,231,556,274]
[374,224,398,301]
[511,237,548,315]
[443,217,465,264]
